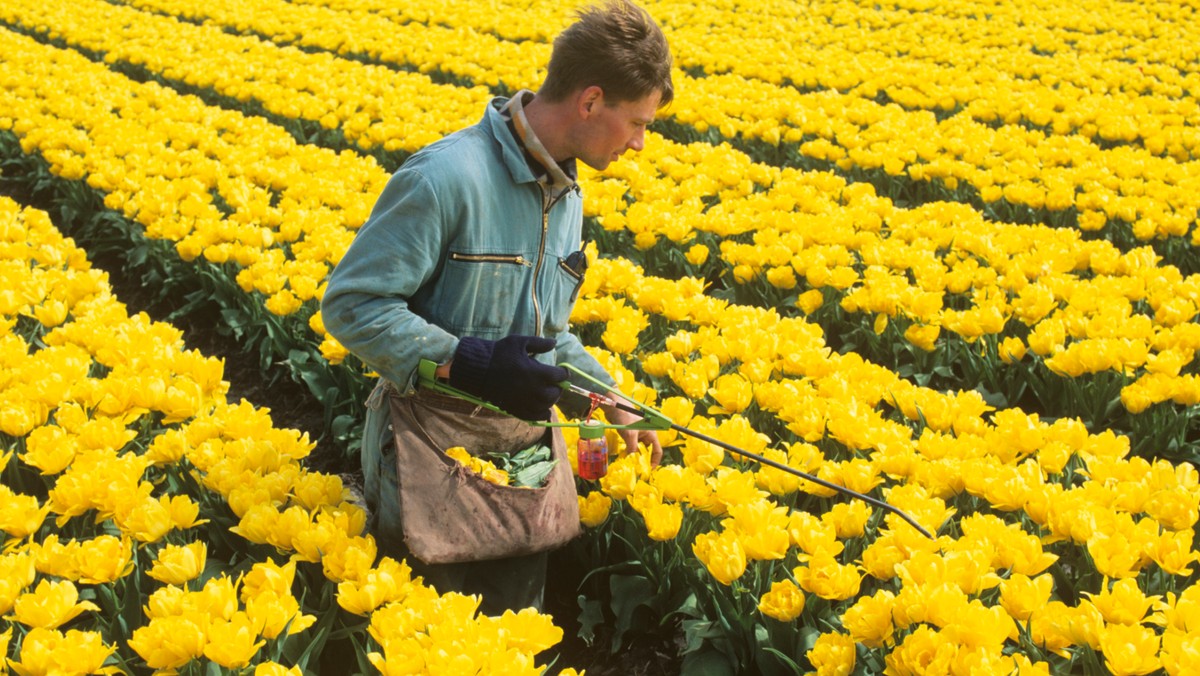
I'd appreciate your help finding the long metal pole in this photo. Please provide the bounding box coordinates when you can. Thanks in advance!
[611,400,936,540]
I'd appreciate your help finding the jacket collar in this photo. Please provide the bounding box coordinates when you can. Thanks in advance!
[487,94,578,199]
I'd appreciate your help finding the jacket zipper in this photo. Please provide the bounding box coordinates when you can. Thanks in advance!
[448,252,532,266]
[532,184,551,336]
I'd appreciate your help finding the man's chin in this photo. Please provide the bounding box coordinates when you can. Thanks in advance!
[580,157,612,171]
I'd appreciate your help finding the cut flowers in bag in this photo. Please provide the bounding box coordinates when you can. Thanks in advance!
[444,444,557,489]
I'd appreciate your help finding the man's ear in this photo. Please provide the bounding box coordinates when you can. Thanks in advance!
[578,85,604,117]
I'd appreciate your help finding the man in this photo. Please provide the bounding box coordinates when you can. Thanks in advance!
[321,0,672,614]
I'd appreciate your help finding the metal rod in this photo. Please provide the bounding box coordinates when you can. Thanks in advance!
[611,401,936,540]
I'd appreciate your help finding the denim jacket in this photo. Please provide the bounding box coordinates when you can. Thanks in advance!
[321,96,613,396]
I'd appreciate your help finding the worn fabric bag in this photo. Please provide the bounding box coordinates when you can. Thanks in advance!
[387,387,581,565]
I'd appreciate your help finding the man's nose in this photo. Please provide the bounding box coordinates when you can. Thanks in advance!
[626,129,646,152]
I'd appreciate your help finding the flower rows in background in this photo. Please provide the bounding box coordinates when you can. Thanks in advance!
[0,195,568,673]
[568,256,1200,674]
[0,24,384,372]
[5,0,1199,493]
[0,0,493,159]
[6,7,1200,448]
[155,0,1200,250]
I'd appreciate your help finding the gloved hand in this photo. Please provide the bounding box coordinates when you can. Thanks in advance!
[448,335,569,421]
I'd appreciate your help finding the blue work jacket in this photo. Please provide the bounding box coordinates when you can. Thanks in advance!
[321,96,613,396]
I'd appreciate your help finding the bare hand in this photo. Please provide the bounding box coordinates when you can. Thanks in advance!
[602,400,663,467]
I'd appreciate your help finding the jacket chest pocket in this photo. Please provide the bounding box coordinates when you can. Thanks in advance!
[542,253,587,336]
[436,252,532,337]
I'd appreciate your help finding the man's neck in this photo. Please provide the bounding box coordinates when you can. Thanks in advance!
[521,95,573,164]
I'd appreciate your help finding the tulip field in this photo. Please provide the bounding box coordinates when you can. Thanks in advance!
[3,0,1200,673]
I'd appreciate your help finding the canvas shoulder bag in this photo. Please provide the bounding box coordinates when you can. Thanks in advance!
[387,387,581,565]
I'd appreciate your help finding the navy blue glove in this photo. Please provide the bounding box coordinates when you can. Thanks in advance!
[449,335,569,421]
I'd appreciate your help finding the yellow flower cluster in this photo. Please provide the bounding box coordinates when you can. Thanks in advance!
[8,0,1200,671]
[573,250,1200,673]
[128,561,316,670]
[365,0,1200,145]
[22,0,1198,398]
[589,133,1200,401]
[0,197,568,671]
[3,0,490,154]
[444,446,510,486]
[0,26,389,364]
[118,0,547,92]
[287,0,1200,240]
[368,601,572,675]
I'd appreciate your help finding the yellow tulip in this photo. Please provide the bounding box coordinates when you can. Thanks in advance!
[840,589,894,647]
[708,372,753,414]
[1088,533,1145,579]
[1099,623,1161,676]
[74,534,134,585]
[496,607,563,654]
[1161,632,1200,676]
[999,573,1054,622]
[726,498,789,560]
[577,491,613,528]
[129,614,207,670]
[0,552,37,615]
[203,611,265,668]
[20,424,79,475]
[147,541,207,586]
[884,625,957,675]
[758,579,805,622]
[1085,578,1161,626]
[0,487,51,539]
[807,631,856,676]
[641,500,683,542]
[8,579,98,630]
[691,530,747,586]
[794,553,862,601]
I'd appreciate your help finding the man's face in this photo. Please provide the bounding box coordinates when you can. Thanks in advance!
[574,89,661,171]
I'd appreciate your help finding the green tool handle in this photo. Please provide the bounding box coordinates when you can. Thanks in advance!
[415,359,669,432]
[416,359,935,539]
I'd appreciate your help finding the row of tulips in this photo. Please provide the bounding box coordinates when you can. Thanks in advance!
[537,249,1200,674]
[0,0,493,159]
[0,195,572,674]
[6,6,1200,445]
[0,24,385,403]
[333,0,1200,118]
[9,0,1200,465]
[106,0,1200,252]
[8,136,1200,671]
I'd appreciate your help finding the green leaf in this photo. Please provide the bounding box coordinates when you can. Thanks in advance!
[609,573,654,652]
[486,444,555,488]
[798,625,821,653]
[512,459,556,488]
[576,595,604,646]
[679,646,737,676]
[331,413,358,440]
[284,598,337,669]
[681,618,722,654]
[761,647,804,675]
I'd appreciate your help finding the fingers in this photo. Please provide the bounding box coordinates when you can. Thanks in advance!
[619,429,663,468]
[520,335,557,355]
[647,432,664,468]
